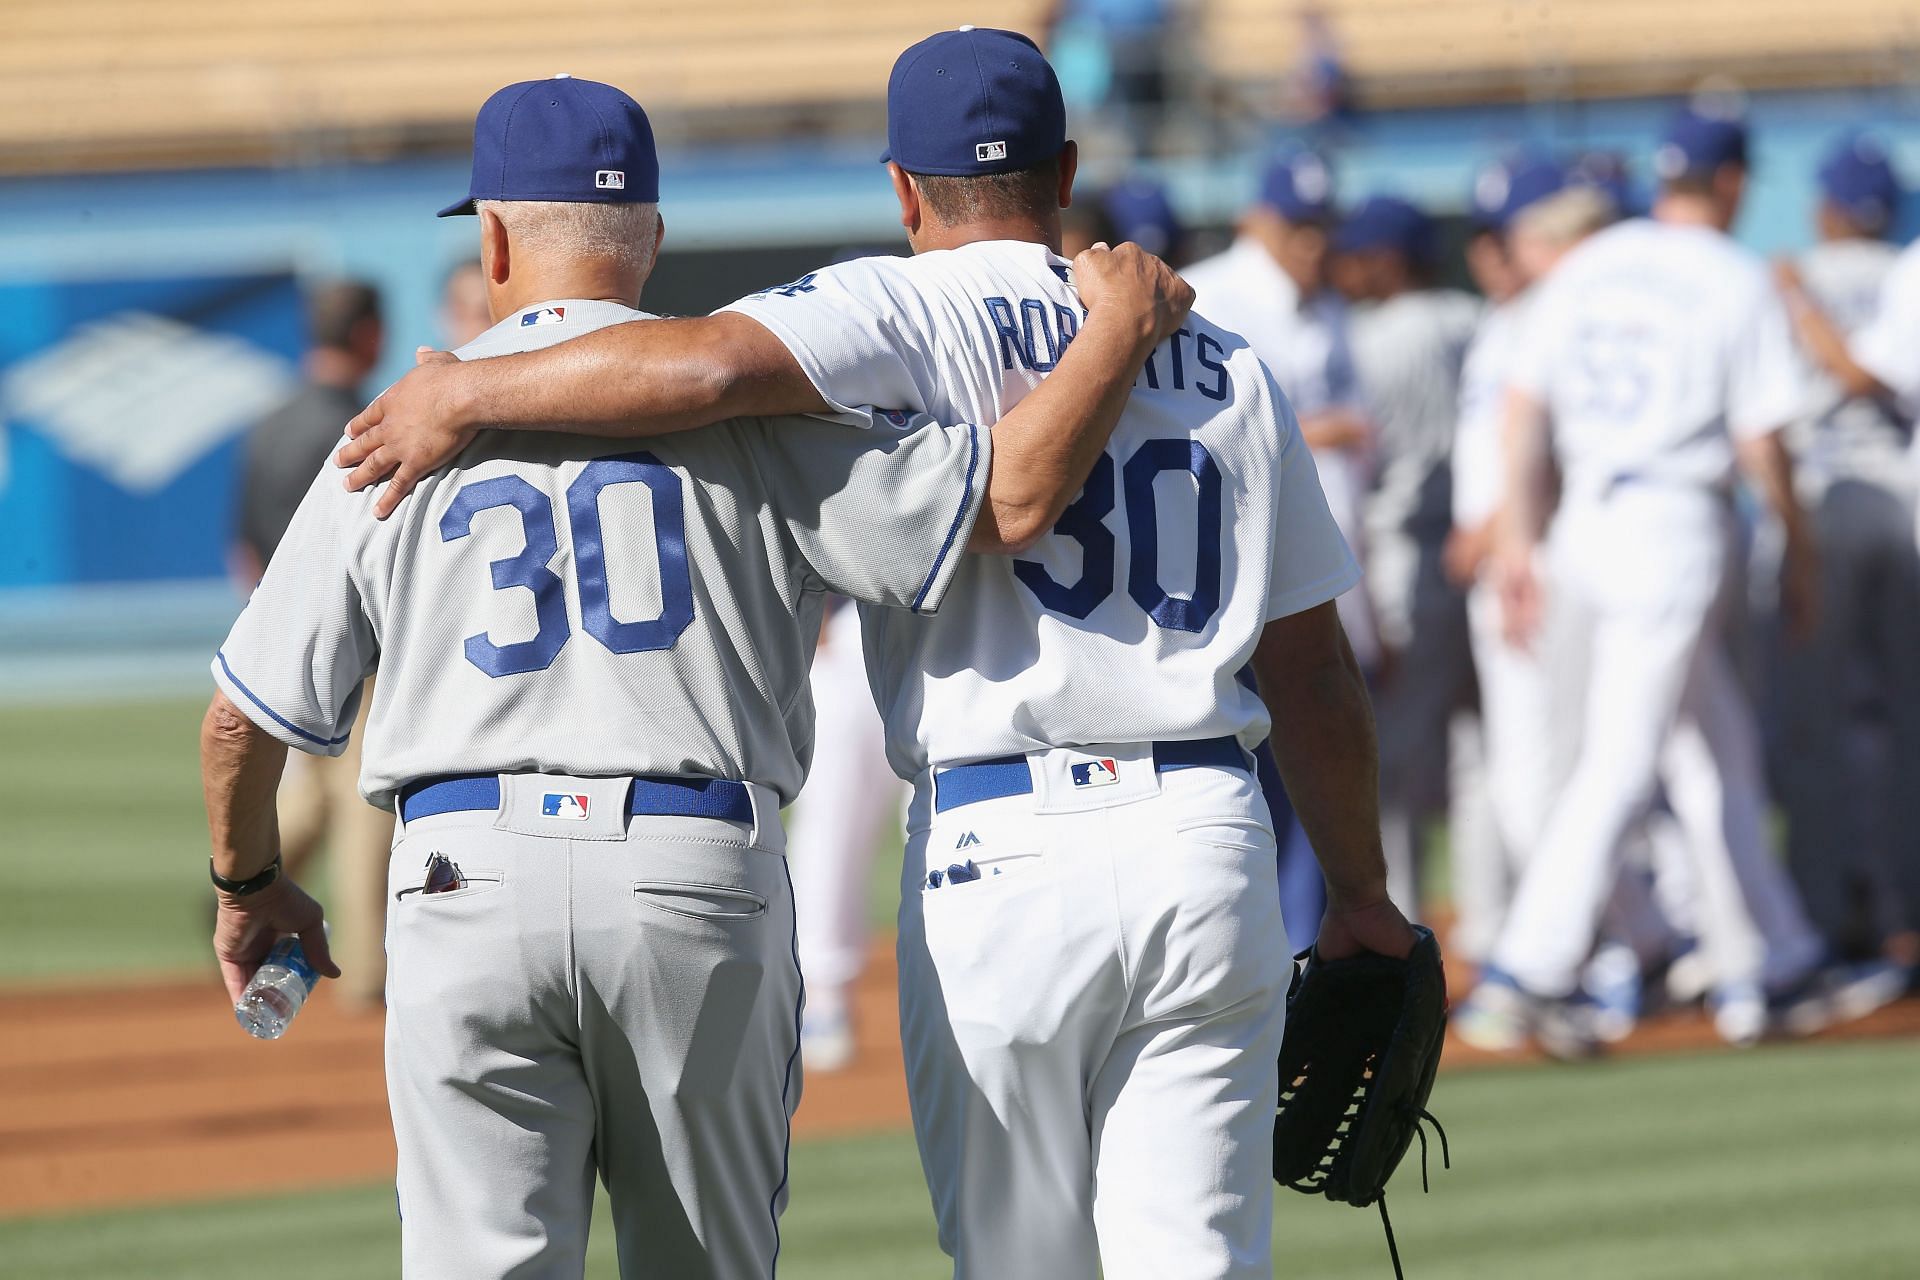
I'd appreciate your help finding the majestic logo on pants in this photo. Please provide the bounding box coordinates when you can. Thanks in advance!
[1069,758,1120,788]
[542,793,591,820]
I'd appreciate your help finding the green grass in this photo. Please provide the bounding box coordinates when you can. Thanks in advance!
[5,1039,1918,1278]
[0,697,907,982]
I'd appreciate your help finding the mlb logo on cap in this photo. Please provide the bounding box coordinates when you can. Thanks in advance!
[542,793,591,820]
[1070,758,1120,789]
[596,170,625,190]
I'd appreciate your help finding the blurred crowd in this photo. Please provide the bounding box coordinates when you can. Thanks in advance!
[1070,108,1919,1057]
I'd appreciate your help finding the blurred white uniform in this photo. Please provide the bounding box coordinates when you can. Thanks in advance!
[1490,219,1825,998]
[1183,237,1379,665]
[1449,295,1554,959]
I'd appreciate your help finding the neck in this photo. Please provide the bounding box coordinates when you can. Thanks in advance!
[304,348,364,390]
[490,263,645,323]
[915,213,1061,256]
[1654,193,1728,232]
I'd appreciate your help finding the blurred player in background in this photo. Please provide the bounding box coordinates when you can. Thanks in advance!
[789,597,907,1072]
[437,258,492,348]
[1101,173,1188,264]
[1184,147,1375,942]
[232,278,392,1010]
[1444,155,1573,964]
[1464,111,1879,1053]
[1771,135,1920,969]
[1335,193,1481,916]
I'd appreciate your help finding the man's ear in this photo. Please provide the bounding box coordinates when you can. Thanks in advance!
[479,208,511,285]
[1057,140,1080,210]
[889,162,922,236]
[654,210,667,258]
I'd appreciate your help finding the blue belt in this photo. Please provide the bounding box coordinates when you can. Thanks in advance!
[932,737,1248,814]
[398,773,754,825]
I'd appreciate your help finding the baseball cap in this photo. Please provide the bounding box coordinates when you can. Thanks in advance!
[1567,151,1641,218]
[1334,194,1436,265]
[1258,148,1336,223]
[882,28,1067,176]
[1817,133,1901,229]
[439,75,659,217]
[1470,153,1566,230]
[1654,109,1748,183]
[1103,176,1183,256]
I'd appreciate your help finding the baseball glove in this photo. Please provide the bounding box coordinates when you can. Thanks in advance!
[1273,924,1449,1275]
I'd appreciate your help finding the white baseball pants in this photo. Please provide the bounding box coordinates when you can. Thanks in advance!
[1492,487,1815,996]
[896,751,1289,1280]
[383,776,801,1280]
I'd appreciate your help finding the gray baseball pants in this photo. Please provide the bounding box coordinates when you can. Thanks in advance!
[383,774,801,1279]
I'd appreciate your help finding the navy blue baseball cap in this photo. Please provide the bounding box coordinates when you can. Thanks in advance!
[1258,148,1336,223]
[1567,151,1642,217]
[882,27,1067,176]
[1334,195,1436,265]
[1654,109,1748,183]
[1818,133,1901,228]
[1471,153,1566,230]
[1104,176,1183,256]
[439,75,659,217]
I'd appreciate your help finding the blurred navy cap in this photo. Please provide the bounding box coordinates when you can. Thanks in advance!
[1471,153,1566,230]
[1818,133,1901,228]
[1654,109,1748,183]
[1258,148,1336,223]
[882,27,1066,176]
[1567,151,1641,217]
[1335,194,1435,264]
[440,75,658,217]
[1103,176,1183,256]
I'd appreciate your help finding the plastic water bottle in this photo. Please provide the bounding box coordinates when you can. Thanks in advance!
[235,936,320,1040]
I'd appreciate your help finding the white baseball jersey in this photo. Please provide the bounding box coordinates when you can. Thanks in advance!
[1850,236,1920,418]
[1786,238,1911,487]
[213,299,989,807]
[1350,289,1483,544]
[1509,218,1808,498]
[1451,295,1529,528]
[722,240,1360,776]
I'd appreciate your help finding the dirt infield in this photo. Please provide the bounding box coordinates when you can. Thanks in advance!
[3,942,1916,1220]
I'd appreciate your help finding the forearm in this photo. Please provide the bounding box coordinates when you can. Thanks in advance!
[1254,610,1390,906]
[970,305,1159,553]
[201,692,288,881]
[1783,288,1889,402]
[458,313,825,437]
[1298,408,1371,453]
[1499,389,1550,551]
[1735,430,1806,539]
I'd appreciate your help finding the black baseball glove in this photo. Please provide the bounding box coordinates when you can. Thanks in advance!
[1273,924,1450,1273]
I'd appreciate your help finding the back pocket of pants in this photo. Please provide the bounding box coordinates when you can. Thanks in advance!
[634,880,768,923]
[393,870,506,903]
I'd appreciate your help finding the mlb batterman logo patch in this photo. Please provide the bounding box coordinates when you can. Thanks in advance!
[542,793,591,820]
[596,169,626,190]
[521,306,567,327]
[1070,758,1120,789]
[976,140,1008,163]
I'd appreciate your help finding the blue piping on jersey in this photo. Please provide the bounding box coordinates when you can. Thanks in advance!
[911,422,981,614]
[768,855,805,1275]
[214,651,352,748]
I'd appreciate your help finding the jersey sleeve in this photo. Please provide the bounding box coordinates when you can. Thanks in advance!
[211,448,378,755]
[719,261,930,416]
[1262,376,1364,622]
[747,407,992,614]
[1727,276,1812,439]
[1851,246,1920,408]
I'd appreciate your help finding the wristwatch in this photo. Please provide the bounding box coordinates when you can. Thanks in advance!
[210,854,282,897]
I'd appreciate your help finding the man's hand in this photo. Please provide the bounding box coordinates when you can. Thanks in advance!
[1315,893,1419,962]
[213,876,340,1005]
[1494,538,1543,649]
[336,347,468,518]
[1070,241,1194,348]
[1443,517,1494,587]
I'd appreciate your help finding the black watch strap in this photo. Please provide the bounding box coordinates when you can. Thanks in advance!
[211,855,282,897]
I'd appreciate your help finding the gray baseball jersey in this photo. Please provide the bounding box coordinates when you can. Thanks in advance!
[1787,238,1912,487]
[1349,288,1482,545]
[213,299,989,807]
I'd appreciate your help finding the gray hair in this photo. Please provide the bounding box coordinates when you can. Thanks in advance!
[477,199,660,273]
[1511,186,1617,248]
